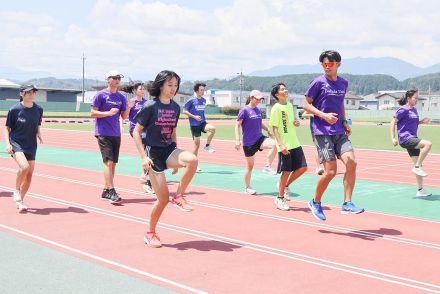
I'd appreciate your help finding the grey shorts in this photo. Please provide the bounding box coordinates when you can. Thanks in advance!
[314,134,354,163]
[400,137,421,157]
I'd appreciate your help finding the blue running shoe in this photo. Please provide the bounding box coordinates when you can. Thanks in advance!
[308,200,326,221]
[341,201,365,214]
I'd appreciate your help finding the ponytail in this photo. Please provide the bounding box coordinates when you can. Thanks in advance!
[120,82,144,94]
[398,89,418,106]
[245,96,251,105]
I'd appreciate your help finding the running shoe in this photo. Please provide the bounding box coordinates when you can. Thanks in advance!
[308,200,326,221]
[142,181,155,194]
[412,167,427,177]
[16,201,27,213]
[101,189,111,201]
[196,167,202,173]
[170,195,194,212]
[262,165,277,175]
[108,188,122,204]
[416,188,432,197]
[204,146,215,153]
[315,167,325,175]
[341,201,365,214]
[144,232,162,248]
[277,181,291,201]
[245,187,257,195]
[274,197,289,211]
[13,190,21,202]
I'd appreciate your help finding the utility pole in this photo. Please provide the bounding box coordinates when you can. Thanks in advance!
[237,71,243,106]
[82,53,86,103]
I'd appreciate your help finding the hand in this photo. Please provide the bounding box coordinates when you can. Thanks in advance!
[172,167,178,175]
[323,113,338,124]
[420,117,431,124]
[194,115,202,121]
[38,136,43,144]
[392,138,398,146]
[127,99,135,108]
[343,123,352,136]
[108,108,120,116]
[6,144,13,155]
[235,141,241,151]
[294,120,300,127]
[142,156,154,171]
[280,145,289,155]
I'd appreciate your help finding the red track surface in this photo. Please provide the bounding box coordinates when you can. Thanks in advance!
[1,127,440,293]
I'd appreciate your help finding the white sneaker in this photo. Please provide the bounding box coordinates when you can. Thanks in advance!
[16,201,27,213]
[262,166,277,175]
[13,190,21,202]
[412,167,427,177]
[142,183,155,194]
[204,146,215,153]
[277,181,291,201]
[245,187,257,195]
[196,167,202,173]
[274,197,289,211]
[416,188,432,197]
[315,167,325,175]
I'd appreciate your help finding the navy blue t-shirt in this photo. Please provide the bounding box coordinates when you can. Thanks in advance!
[6,102,43,155]
[134,98,180,148]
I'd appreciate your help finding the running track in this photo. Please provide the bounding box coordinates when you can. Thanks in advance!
[0,127,439,293]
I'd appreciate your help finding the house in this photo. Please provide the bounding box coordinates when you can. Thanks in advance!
[375,91,428,111]
[344,93,364,110]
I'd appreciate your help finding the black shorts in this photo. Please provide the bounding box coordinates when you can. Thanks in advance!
[243,136,267,157]
[96,136,121,163]
[400,137,421,157]
[10,139,36,160]
[277,146,307,173]
[190,121,207,138]
[145,142,178,173]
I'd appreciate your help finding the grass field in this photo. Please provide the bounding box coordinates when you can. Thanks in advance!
[42,121,440,154]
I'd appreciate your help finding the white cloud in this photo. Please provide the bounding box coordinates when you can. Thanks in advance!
[0,0,440,81]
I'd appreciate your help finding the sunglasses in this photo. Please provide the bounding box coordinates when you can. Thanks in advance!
[321,62,338,68]
[109,76,121,80]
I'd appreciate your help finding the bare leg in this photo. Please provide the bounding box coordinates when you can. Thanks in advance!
[193,137,201,156]
[103,161,115,189]
[147,170,170,233]
[340,151,357,202]
[166,149,198,196]
[286,166,307,187]
[204,124,216,145]
[415,140,432,167]
[410,156,423,189]
[244,156,255,188]
[261,138,276,167]
[313,160,337,203]
[278,172,290,197]
[12,153,33,200]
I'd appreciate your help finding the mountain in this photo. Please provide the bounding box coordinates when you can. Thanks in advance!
[250,57,440,81]
[21,77,106,91]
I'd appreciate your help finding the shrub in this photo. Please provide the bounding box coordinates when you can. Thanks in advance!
[221,106,241,116]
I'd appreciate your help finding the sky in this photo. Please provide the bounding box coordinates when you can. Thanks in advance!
[1,0,439,81]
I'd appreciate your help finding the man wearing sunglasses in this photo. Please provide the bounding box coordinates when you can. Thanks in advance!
[304,50,364,221]
[91,70,130,204]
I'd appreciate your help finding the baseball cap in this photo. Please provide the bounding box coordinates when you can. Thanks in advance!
[19,84,38,93]
[249,90,264,99]
[106,70,124,79]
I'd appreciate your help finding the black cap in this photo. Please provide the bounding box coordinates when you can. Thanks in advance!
[19,84,38,92]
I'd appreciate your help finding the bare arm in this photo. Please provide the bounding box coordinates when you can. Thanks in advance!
[183,108,201,121]
[37,126,43,144]
[390,118,398,146]
[133,123,153,170]
[4,126,12,154]
[272,126,288,155]
[120,108,130,120]
[303,96,338,124]
[91,106,119,118]
[235,120,242,150]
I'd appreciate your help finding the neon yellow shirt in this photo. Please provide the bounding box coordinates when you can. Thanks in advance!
[269,102,300,151]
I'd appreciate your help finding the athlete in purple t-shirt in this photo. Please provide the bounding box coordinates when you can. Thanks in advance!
[91,70,130,204]
[133,70,198,248]
[304,50,364,221]
[183,83,216,172]
[390,89,432,197]
[234,90,277,195]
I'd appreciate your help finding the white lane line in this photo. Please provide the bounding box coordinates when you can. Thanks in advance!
[0,224,207,294]
[1,186,440,293]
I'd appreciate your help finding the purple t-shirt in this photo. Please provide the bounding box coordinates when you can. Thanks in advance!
[394,105,419,144]
[237,106,263,146]
[184,97,206,126]
[134,98,180,148]
[92,89,127,136]
[128,98,147,134]
[305,74,348,135]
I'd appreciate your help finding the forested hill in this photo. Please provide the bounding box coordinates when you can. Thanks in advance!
[180,72,440,95]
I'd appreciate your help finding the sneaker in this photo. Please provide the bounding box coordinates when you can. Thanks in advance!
[142,182,155,194]
[416,188,432,197]
[315,167,325,175]
[277,181,291,201]
[101,189,111,201]
[108,189,122,204]
[170,195,194,212]
[204,146,215,153]
[196,167,202,173]
[16,201,27,213]
[308,200,326,221]
[341,201,365,214]
[412,166,427,177]
[144,232,162,248]
[274,197,289,211]
[13,190,21,202]
[245,187,257,195]
[262,165,277,175]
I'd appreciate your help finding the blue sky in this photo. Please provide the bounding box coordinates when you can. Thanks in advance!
[0,0,439,81]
